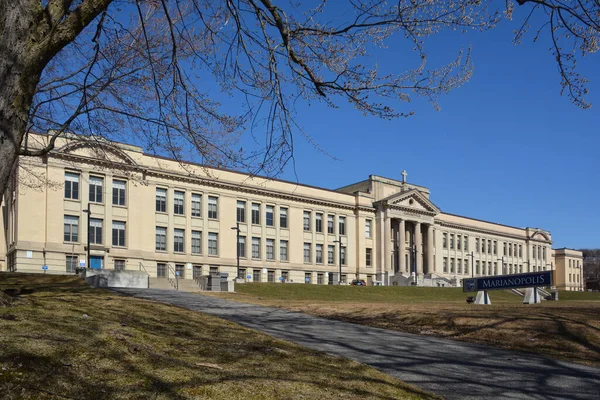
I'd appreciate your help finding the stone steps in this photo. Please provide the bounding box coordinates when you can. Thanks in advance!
[148,277,203,292]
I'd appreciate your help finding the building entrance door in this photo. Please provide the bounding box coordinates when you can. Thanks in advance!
[90,256,103,269]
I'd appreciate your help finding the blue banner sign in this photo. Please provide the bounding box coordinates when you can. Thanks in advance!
[463,271,552,292]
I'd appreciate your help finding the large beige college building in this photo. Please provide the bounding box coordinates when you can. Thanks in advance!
[0,134,584,290]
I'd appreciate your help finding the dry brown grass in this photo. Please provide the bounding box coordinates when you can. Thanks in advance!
[211,286,600,368]
[0,273,437,400]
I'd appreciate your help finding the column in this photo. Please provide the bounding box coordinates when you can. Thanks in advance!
[427,224,434,274]
[398,219,406,273]
[415,222,422,275]
[384,213,391,272]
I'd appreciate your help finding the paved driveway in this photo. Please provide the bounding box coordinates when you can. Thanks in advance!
[115,289,600,400]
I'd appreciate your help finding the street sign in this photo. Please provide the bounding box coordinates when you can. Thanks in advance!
[175,271,180,276]
[279,276,284,281]
[42,265,48,271]
[79,260,86,267]
[246,274,252,279]
[305,278,310,283]
[463,271,552,292]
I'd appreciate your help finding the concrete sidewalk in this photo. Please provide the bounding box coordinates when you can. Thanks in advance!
[115,289,600,400]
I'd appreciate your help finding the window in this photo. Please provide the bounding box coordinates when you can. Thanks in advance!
[303,211,311,231]
[317,273,324,285]
[280,240,288,261]
[174,191,185,215]
[464,259,469,275]
[237,200,246,223]
[315,213,323,233]
[66,255,78,273]
[509,243,513,257]
[89,218,103,245]
[157,263,166,278]
[519,245,523,258]
[266,239,275,260]
[305,272,312,284]
[543,247,547,261]
[266,205,274,227]
[252,237,261,259]
[237,235,245,258]
[339,217,346,236]
[476,260,480,275]
[304,243,311,263]
[191,193,201,217]
[475,238,479,253]
[532,246,536,259]
[114,259,125,271]
[155,227,166,251]
[450,258,455,273]
[280,207,288,228]
[281,271,289,282]
[192,230,202,254]
[64,215,79,242]
[341,274,347,284]
[64,172,80,200]
[253,269,261,282]
[208,233,218,255]
[89,176,103,203]
[481,238,485,253]
[112,221,125,247]
[174,229,184,252]
[267,270,275,282]
[328,245,335,265]
[457,235,461,250]
[494,262,498,275]
[156,188,166,212]
[208,196,218,219]
[176,264,185,279]
[457,259,462,274]
[443,233,448,248]
[237,268,246,280]
[327,215,334,234]
[252,203,261,224]
[340,246,346,265]
[487,240,491,254]
[366,220,372,238]
[112,179,126,206]
[450,234,454,249]
[464,236,469,251]
[503,242,507,256]
[493,241,497,255]
[443,257,448,273]
[366,248,372,267]
[316,244,323,264]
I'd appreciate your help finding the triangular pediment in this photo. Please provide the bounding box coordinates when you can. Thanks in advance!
[380,189,440,215]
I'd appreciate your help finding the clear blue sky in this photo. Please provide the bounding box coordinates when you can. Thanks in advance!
[235,15,599,249]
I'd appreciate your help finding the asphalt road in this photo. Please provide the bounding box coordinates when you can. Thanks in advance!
[115,288,600,400]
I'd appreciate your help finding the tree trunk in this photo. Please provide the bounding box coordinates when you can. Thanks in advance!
[0,0,44,204]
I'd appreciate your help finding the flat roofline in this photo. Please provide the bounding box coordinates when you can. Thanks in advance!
[439,211,528,232]
[369,174,430,192]
[552,247,583,252]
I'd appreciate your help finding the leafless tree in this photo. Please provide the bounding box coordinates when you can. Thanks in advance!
[1,0,598,203]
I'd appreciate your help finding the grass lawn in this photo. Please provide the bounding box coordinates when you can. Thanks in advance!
[0,273,437,400]
[210,283,600,368]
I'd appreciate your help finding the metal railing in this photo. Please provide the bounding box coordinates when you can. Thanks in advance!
[167,263,178,290]
[138,262,150,288]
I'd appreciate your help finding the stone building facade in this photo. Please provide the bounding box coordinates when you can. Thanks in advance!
[0,134,583,289]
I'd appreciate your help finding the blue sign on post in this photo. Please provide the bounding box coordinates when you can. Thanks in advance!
[42,265,48,271]
[175,271,180,276]
[279,276,284,282]
[463,271,552,292]
[247,274,252,280]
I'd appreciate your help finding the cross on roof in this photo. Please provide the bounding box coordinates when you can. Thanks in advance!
[401,170,407,183]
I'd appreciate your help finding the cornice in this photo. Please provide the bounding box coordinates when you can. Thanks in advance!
[387,203,438,217]
[435,220,552,244]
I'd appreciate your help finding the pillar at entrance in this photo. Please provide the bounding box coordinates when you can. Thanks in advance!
[427,224,434,274]
[415,222,422,274]
[384,213,391,272]
[399,219,406,273]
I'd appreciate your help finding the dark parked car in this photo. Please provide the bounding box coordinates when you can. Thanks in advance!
[350,279,367,286]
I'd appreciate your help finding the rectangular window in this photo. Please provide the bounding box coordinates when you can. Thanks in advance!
[365,220,372,238]
[450,234,454,249]
[464,236,469,251]
[487,240,491,254]
[328,245,335,265]
[327,215,334,234]
[493,241,497,255]
[252,237,261,259]
[266,205,274,227]
[192,230,202,254]
[503,242,507,256]
[237,235,246,258]
[89,218,103,245]
[450,258,455,273]
[519,245,523,258]
[543,247,547,261]
[443,233,448,249]
[305,272,312,284]
[457,235,461,250]
[155,227,166,251]
[266,239,275,260]
[114,259,125,271]
[66,255,78,273]
[208,196,218,219]
[89,176,103,203]
[252,203,261,225]
[481,239,485,253]
[174,229,184,253]
[208,233,218,255]
[237,200,246,223]
[464,259,469,275]
[253,269,261,282]
[457,259,462,274]
[303,211,311,231]
[304,243,311,263]
[191,193,201,217]
[532,246,536,259]
[443,257,448,273]
[176,264,185,279]
[475,238,479,253]
[237,268,246,280]
[112,179,126,206]
[339,217,346,236]
[156,188,167,212]
[157,263,166,278]
[317,273,324,285]
[340,246,346,265]
[280,207,288,228]
[316,244,323,264]
[281,270,289,282]
[315,213,323,233]
[112,221,125,247]
[174,191,185,215]
[280,240,288,261]
[64,215,79,242]
[509,243,513,257]
[366,248,372,267]
[64,172,80,200]
[267,270,275,283]
[476,260,480,275]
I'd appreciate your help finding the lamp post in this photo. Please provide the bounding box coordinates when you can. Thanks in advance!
[231,223,240,280]
[468,251,475,278]
[412,243,417,285]
[82,207,91,269]
[334,236,343,285]
[497,256,506,275]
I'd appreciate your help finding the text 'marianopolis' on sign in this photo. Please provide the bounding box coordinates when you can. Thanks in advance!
[463,271,553,292]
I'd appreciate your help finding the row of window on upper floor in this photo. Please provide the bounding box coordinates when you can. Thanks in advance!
[441,232,548,260]
[65,172,126,206]
[568,259,582,268]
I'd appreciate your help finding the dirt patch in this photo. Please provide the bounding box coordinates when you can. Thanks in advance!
[0,291,11,307]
